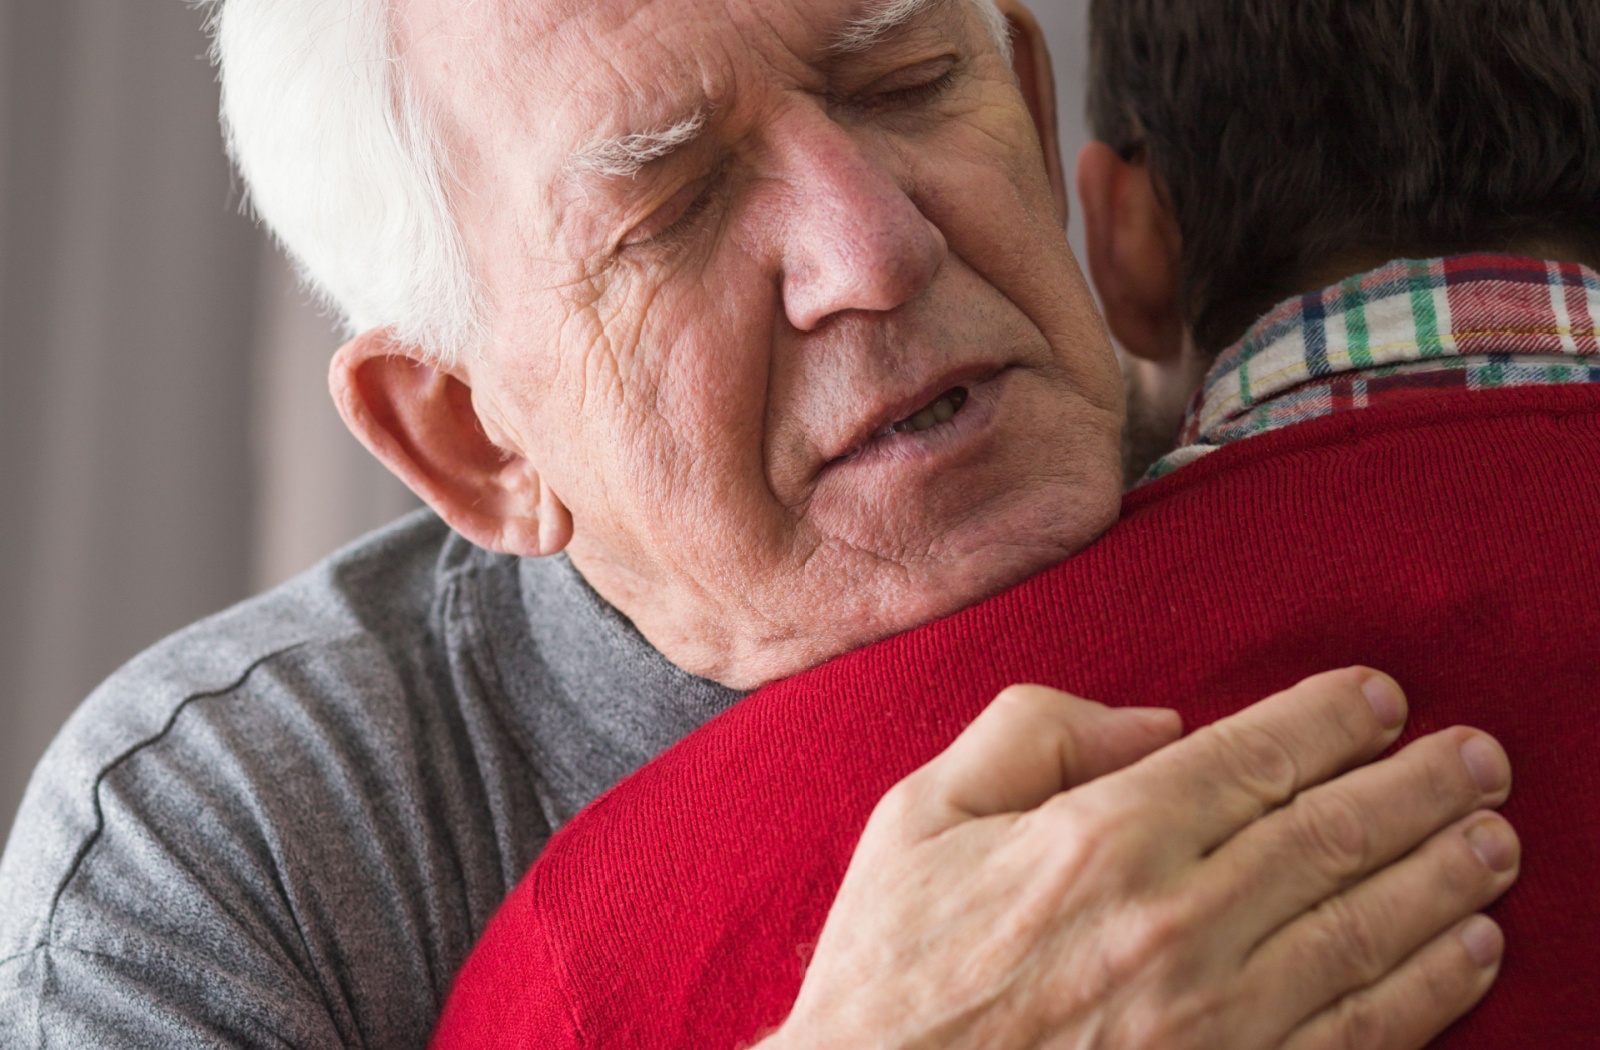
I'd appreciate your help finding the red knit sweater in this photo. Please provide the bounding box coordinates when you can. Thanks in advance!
[433,384,1600,1050]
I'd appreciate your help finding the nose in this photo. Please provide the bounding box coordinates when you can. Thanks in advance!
[778,124,948,332]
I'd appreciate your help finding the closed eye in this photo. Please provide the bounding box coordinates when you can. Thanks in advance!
[873,67,957,107]
[620,172,721,249]
[844,56,961,114]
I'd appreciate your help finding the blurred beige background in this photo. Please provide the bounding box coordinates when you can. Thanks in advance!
[0,0,1092,837]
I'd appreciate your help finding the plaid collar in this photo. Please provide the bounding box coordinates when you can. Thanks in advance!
[1145,255,1600,482]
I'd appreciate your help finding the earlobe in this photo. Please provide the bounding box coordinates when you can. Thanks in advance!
[1075,141,1186,364]
[995,0,1067,223]
[329,330,574,557]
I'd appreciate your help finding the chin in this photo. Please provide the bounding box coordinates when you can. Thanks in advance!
[723,476,1124,689]
[905,505,1115,623]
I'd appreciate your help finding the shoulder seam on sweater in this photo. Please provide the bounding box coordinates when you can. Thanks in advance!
[0,940,306,1048]
[40,641,315,944]
[0,938,176,970]
[0,939,44,970]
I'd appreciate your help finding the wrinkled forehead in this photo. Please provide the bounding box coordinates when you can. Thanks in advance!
[399,0,963,176]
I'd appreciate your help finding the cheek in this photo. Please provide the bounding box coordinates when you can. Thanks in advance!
[527,253,785,542]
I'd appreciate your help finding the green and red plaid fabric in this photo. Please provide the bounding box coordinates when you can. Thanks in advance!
[1146,254,1600,481]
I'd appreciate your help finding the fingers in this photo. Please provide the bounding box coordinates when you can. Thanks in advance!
[902,684,1181,834]
[1200,726,1513,949]
[1108,667,1407,854]
[1236,809,1518,1041]
[1277,916,1505,1050]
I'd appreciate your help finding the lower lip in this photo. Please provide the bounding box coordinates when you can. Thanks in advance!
[824,368,1012,477]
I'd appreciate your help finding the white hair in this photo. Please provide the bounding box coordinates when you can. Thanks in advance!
[205,0,482,362]
[206,0,1011,363]
[567,111,712,180]
[837,0,1011,61]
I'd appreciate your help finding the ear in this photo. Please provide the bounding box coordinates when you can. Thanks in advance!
[1075,140,1186,363]
[329,329,574,558]
[995,0,1067,223]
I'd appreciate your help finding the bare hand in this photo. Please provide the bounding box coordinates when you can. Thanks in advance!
[763,668,1517,1050]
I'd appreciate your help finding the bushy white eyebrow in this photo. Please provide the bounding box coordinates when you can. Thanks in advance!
[564,110,711,180]
[562,0,994,184]
[829,0,939,55]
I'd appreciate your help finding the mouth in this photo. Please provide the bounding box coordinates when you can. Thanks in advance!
[827,365,1006,467]
[875,386,969,438]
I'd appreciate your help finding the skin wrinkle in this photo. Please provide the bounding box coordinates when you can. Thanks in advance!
[390,0,1124,686]
[568,266,692,585]
[599,265,729,552]
[554,24,739,184]
[565,102,740,259]
[558,2,971,250]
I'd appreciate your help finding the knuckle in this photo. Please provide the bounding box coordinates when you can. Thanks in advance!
[1330,991,1390,1050]
[988,683,1079,743]
[1311,893,1388,987]
[1108,989,1223,1050]
[993,682,1061,712]
[1203,719,1303,807]
[1095,896,1201,987]
[1030,792,1161,895]
[869,774,926,830]
[1033,794,1097,856]
[1043,797,1171,896]
[1287,789,1371,883]
[1040,788,1129,843]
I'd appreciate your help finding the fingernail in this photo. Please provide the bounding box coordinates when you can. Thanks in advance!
[1465,818,1518,872]
[1460,915,1504,968]
[1361,674,1405,729]
[1461,735,1510,794]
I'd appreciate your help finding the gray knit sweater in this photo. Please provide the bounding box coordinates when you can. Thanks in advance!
[0,511,743,1047]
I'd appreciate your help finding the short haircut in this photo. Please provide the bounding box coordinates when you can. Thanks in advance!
[206,0,484,364]
[1088,0,1600,353]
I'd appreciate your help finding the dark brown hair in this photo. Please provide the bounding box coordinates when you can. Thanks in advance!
[1088,0,1600,352]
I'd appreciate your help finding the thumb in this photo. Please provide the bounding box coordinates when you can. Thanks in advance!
[930,685,1182,825]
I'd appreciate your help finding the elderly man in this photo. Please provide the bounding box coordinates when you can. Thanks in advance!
[0,0,1517,1046]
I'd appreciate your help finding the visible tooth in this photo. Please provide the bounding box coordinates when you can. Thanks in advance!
[932,398,955,423]
[911,409,937,432]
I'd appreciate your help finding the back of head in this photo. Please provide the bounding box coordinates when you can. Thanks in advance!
[1088,0,1600,353]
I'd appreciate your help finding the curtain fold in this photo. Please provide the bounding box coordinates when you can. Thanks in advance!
[0,0,414,837]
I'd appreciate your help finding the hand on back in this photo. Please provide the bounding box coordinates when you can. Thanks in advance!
[763,668,1517,1050]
